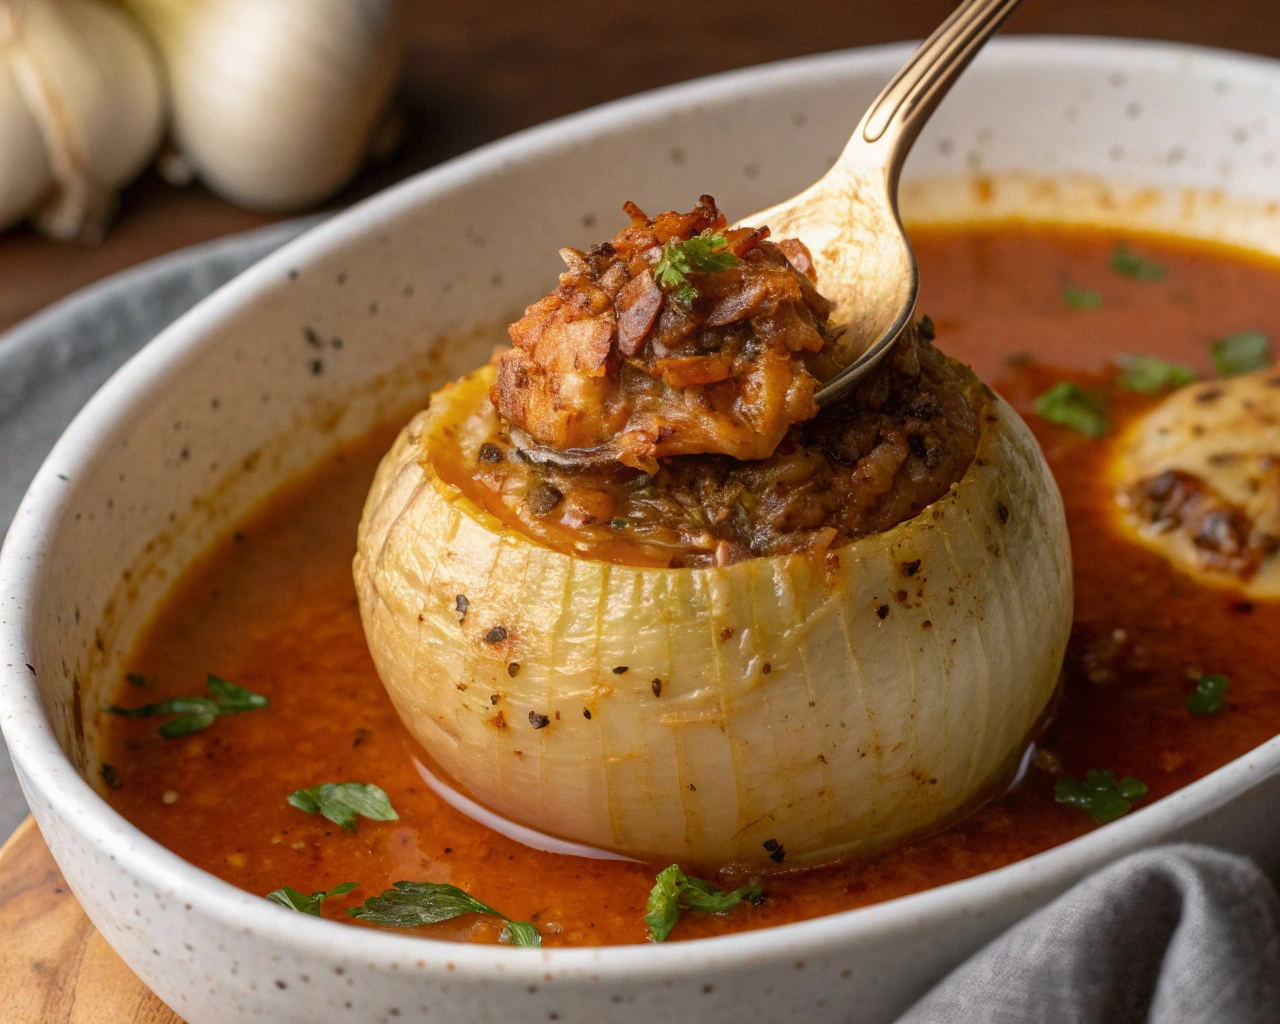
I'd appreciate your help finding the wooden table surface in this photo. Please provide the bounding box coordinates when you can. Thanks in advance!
[6,0,1280,335]
[4,2,1280,1021]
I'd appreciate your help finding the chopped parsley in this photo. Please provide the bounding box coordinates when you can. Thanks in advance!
[1109,243,1165,282]
[347,881,540,946]
[1210,330,1271,377]
[267,881,358,916]
[653,231,740,307]
[1187,673,1229,715]
[1115,354,1197,393]
[287,782,399,833]
[125,672,148,688]
[1054,769,1148,824]
[107,674,267,738]
[645,864,763,942]
[1033,382,1109,437]
[1062,286,1103,310]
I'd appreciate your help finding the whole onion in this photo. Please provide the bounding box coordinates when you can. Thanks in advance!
[355,362,1072,868]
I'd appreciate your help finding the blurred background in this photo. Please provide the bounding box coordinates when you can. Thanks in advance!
[4,0,1280,335]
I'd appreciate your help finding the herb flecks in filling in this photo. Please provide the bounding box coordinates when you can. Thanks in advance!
[452,322,980,568]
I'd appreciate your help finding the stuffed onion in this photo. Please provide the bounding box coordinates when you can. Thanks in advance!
[354,200,1072,867]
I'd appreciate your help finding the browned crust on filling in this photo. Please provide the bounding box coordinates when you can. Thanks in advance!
[466,324,981,568]
[1127,467,1280,578]
[492,196,841,472]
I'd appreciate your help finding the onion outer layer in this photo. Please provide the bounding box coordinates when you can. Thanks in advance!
[354,364,1073,868]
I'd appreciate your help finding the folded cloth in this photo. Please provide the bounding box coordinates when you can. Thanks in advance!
[898,844,1280,1024]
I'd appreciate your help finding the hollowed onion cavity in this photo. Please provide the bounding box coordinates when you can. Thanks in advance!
[354,364,1072,868]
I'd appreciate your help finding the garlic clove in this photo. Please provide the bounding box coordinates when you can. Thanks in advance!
[1,0,166,242]
[0,59,52,233]
[127,0,405,211]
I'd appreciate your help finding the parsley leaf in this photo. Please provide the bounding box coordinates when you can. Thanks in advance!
[266,881,358,916]
[1187,673,1229,715]
[1054,769,1148,824]
[1110,243,1165,281]
[107,673,267,738]
[1033,382,1109,437]
[347,881,540,946]
[499,920,543,947]
[652,231,739,307]
[1062,286,1103,310]
[287,782,398,833]
[1210,330,1271,377]
[1116,354,1197,393]
[645,864,764,942]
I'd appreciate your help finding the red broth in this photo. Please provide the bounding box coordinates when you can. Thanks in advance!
[102,224,1280,946]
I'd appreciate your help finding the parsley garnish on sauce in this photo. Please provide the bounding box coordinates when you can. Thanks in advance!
[1062,286,1103,310]
[645,864,764,942]
[1187,674,1229,715]
[267,881,359,916]
[287,782,399,833]
[1054,769,1148,824]
[107,674,267,738]
[1116,354,1197,393]
[1109,243,1165,282]
[1033,382,1109,437]
[653,231,740,307]
[347,881,541,946]
[1210,330,1271,377]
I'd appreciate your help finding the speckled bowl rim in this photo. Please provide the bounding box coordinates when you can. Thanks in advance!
[4,36,1280,983]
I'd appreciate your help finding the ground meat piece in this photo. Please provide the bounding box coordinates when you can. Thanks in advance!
[476,322,981,567]
[492,196,842,472]
[1127,468,1279,578]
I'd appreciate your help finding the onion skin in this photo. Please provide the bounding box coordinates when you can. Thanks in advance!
[355,364,1072,868]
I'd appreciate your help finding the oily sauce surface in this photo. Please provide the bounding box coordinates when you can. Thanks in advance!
[104,225,1280,946]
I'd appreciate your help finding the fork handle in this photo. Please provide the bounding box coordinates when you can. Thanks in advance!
[843,0,1026,179]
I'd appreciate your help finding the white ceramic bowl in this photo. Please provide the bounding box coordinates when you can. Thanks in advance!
[5,38,1280,1024]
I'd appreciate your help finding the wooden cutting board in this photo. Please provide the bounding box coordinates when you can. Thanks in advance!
[0,817,182,1023]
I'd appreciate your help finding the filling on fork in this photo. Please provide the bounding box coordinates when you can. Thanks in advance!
[433,199,982,569]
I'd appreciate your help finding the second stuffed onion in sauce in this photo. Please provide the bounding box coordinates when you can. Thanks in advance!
[354,199,1073,868]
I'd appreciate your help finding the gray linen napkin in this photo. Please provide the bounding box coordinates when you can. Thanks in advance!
[898,844,1280,1024]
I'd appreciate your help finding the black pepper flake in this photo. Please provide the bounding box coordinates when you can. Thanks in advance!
[1233,601,1255,614]
[484,625,507,644]
[525,482,563,517]
[507,662,520,677]
[303,327,322,348]
[876,605,890,620]
[490,694,500,705]
[455,594,469,621]
[612,666,629,675]
[688,783,696,792]
[765,840,786,863]
[309,359,324,376]
[997,502,1010,524]
[583,708,592,720]
[100,764,121,789]
[651,678,662,697]
[529,711,550,729]
[901,559,921,577]
[762,663,772,675]
[478,442,503,464]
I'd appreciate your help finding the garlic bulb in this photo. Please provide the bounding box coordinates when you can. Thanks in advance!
[1113,366,1280,597]
[121,0,404,211]
[355,363,1073,869]
[0,0,165,241]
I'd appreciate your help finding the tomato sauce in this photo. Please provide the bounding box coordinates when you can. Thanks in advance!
[102,224,1280,946]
